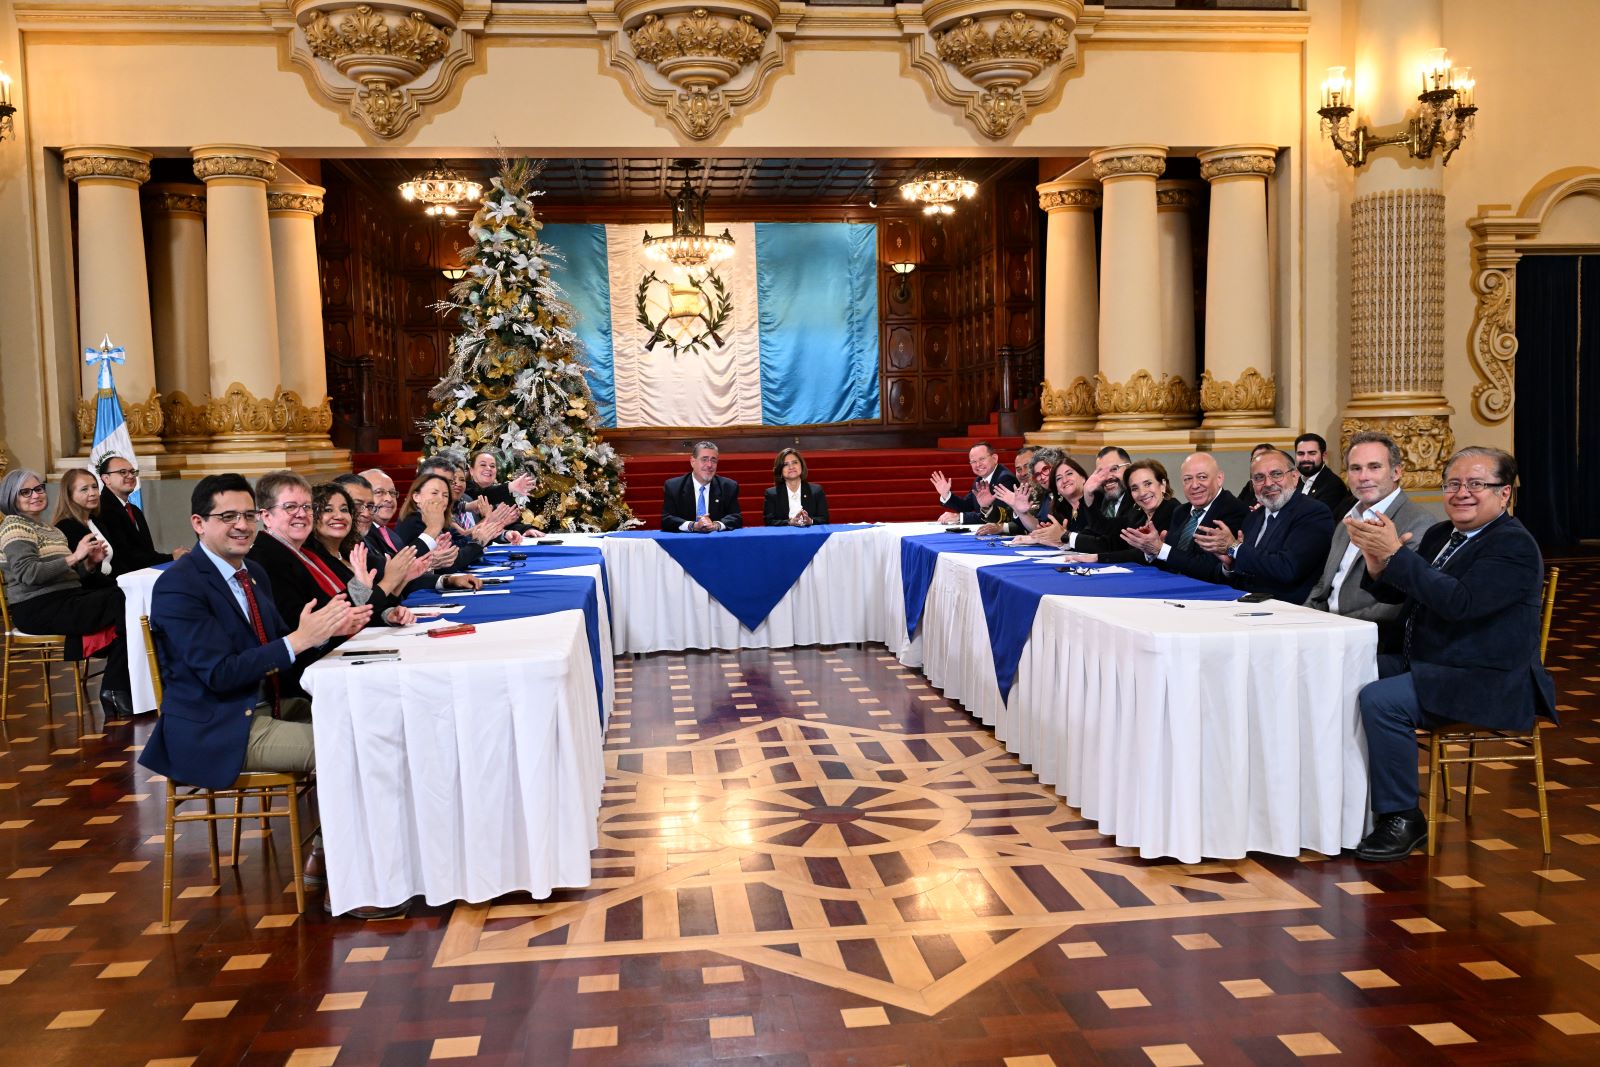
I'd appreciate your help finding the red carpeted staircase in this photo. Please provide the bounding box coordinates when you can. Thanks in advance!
[352,420,1026,528]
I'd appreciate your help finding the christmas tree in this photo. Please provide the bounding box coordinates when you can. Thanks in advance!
[423,159,634,532]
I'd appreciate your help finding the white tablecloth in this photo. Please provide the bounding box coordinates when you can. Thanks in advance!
[599,524,903,653]
[117,567,164,714]
[301,612,606,914]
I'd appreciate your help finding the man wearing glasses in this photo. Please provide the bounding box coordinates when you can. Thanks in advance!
[94,453,189,576]
[1345,446,1557,861]
[1173,447,1336,604]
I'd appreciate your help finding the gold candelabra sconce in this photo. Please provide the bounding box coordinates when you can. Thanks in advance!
[0,62,16,143]
[1318,50,1478,168]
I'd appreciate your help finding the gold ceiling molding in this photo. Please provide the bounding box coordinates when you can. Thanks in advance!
[61,146,153,186]
[902,1,1087,140]
[267,189,327,215]
[274,1,484,140]
[1037,186,1099,211]
[595,0,793,142]
[1467,169,1600,425]
[1091,151,1166,182]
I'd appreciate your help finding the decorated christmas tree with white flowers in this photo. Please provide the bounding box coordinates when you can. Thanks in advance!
[423,159,633,532]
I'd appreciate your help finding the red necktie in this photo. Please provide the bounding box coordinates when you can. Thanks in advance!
[233,570,282,718]
[125,502,139,531]
[380,525,398,552]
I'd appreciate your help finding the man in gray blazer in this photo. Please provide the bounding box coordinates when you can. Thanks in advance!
[1305,431,1435,651]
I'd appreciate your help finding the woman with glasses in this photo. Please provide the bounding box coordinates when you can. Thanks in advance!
[0,468,133,715]
[53,468,116,579]
[92,453,188,575]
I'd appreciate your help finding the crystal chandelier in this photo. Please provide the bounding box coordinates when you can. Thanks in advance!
[899,170,977,216]
[642,167,736,268]
[398,160,483,218]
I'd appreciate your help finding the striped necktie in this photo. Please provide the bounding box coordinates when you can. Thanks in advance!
[1405,531,1471,659]
[1174,507,1205,550]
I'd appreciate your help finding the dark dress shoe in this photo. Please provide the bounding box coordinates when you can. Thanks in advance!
[1356,808,1428,861]
[99,689,134,717]
[301,849,327,891]
[323,896,410,920]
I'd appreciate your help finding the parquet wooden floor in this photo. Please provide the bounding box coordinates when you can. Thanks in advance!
[2,560,1599,1066]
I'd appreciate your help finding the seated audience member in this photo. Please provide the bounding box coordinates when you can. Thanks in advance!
[1011,457,1101,548]
[1120,452,1250,572]
[369,473,480,595]
[931,442,1019,526]
[249,472,351,626]
[416,454,516,561]
[1011,446,1038,486]
[465,450,538,535]
[1082,446,1138,535]
[1235,442,1278,510]
[93,453,189,575]
[136,474,404,920]
[1062,460,1178,564]
[53,468,116,580]
[0,468,131,714]
[357,468,405,555]
[1305,432,1435,651]
[1294,432,1358,517]
[663,441,743,532]
[1346,447,1556,861]
[1171,448,1334,603]
[764,447,830,526]
[306,482,416,626]
[985,447,1061,535]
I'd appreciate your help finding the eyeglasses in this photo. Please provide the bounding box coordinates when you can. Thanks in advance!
[1442,479,1507,495]
[348,501,376,514]
[371,489,398,500]
[103,467,139,479]
[204,510,260,525]
[17,484,47,497]
[1250,468,1292,485]
[268,502,313,515]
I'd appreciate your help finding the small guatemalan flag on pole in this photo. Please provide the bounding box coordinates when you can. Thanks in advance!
[84,334,142,509]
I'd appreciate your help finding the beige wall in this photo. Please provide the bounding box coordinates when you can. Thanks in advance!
[1440,0,1600,453]
[3,2,1595,473]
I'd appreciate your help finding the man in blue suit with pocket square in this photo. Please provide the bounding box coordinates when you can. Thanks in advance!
[1346,446,1557,861]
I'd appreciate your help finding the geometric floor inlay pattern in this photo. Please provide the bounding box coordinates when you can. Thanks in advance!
[437,718,1316,1014]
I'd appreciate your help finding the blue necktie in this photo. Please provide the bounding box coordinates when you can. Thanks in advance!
[1406,531,1471,658]
[1175,507,1204,550]
[697,483,708,518]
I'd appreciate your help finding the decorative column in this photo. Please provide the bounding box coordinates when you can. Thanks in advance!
[192,144,284,452]
[1155,179,1202,429]
[1197,144,1278,428]
[1033,178,1100,438]
[267,182,334,450]
[62,145,164,454]
[1339,0,1454,488]
[143,183,211,452]
[1090,144,1183,431]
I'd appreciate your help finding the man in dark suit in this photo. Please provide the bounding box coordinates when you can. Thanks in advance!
[932,442,1019,525]
[1346,446,1557,861]
[1294,432,1357,519]
[1176,448,1335,603]
[1120,452,1249,571]
[662,441,743,532]
[138,474,363,791]
[1306,431,1436,651]
[94,453,188,576]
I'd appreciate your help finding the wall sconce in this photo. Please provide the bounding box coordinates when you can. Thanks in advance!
[0,62,16,143]
[1318,52,1478,168]
[441,268,467,281]
[887,261,916,302]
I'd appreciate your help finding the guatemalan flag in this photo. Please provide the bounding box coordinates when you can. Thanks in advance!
[539,222,880,429]
[84,335,143,509]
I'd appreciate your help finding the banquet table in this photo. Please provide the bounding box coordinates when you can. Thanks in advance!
[116,566,167,714]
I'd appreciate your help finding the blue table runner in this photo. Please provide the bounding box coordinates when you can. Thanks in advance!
[900,533,1042,638]
[976,560,1240,702]
[609,525,849,630]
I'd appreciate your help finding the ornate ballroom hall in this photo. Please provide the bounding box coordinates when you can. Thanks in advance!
[1,0,1599,1064]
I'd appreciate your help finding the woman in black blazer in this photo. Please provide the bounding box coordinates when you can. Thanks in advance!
[52,468,117,586]
[763,448,830,526]
[1063,459,1179,564]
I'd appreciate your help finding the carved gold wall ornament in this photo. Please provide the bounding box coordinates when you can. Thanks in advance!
[160,391,213,446]
[192,154,280,183]
[1198,152,1277,182]
[1466,170,1600,425]
[1199,366,1276,416]
[1039,376,1096,419]
[280,1,480,140]
[0,438,9,475]
[1037,187,1099,211]
[1092,370,1196,419]
[145,190,206,216]
[62,153,151,186]
[284,391,336,435]
[600,1,788,142]
[903,0,1088,140]
[206,381,293,445]
[267,190,327,215]
[1155,186,1198,209]
[1091,153,1166,182]
[1341,414,1455,490]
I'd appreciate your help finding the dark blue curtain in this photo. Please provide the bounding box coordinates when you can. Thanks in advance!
[1513,255,1600,548]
